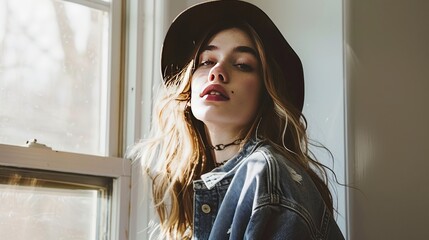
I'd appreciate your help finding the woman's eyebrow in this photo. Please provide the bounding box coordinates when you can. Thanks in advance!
[201,45,218,52]
[233,46,258,58]
[201,45,257,58]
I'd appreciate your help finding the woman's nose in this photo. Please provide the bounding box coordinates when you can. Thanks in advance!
[209,73,225,82]
[208,64,228,83]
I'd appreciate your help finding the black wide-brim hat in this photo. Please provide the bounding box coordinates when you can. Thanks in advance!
[161,0,304,112]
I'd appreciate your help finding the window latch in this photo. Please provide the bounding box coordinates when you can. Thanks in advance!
[26,139,52,150]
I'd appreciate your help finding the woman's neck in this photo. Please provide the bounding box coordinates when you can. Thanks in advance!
[204,124,244,164]
[211,143,241,164]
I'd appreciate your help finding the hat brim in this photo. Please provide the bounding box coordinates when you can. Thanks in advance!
[161,0,304,111]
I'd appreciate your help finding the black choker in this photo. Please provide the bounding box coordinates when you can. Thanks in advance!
[210,138,243,151]
[215,159,229,167]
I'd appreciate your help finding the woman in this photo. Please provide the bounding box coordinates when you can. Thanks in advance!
[129,1,345,239]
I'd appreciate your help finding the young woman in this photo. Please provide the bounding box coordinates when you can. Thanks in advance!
[129,1,345,239]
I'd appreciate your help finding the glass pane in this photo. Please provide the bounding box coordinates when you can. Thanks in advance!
[0,0,110,156]
[0,167,112,240]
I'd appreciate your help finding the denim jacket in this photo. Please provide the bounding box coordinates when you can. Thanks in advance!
[192,138,345,240]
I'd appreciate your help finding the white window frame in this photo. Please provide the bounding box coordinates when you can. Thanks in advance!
[0,0,123,156]
[124,0,166,239]
[106,0,123,157]
[0,143,131,240]
[62,0,123,157]
[0,0,129,239]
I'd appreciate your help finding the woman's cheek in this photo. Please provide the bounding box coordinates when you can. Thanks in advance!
[245,79,260,92]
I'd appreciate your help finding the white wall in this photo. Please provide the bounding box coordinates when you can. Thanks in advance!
[246,1,347,234]
[345,0,429,239]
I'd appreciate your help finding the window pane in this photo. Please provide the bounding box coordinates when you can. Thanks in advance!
[0,0,110,156]
[0,167,112,240]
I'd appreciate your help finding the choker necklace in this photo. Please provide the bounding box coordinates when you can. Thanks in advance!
[210,138,243,151]
[215,159,229,167]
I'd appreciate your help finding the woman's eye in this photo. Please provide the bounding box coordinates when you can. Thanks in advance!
[235,63,254,72]
[199,60,214,67]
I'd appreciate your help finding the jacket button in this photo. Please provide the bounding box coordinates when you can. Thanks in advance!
[201,204,211,214]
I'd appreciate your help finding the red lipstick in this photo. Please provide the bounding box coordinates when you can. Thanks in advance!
[200,84,230,101]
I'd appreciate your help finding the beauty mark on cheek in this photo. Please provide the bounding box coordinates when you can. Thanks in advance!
[231,90,235,94]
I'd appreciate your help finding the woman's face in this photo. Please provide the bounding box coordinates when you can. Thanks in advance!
[190,28,262,129]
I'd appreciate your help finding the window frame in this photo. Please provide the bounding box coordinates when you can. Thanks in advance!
[0,143,131,240]
[66,0,125,157]
[124,0,167,239]
[61,0,125,157]
[0,0,129,238]
[106,0,123,157]
[0,0,123,157]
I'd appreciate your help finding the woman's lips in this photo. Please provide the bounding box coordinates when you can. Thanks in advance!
[200,84,230,101]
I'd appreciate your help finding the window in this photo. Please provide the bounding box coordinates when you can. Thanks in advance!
[0,0,128,239]
[0,0,121,156]
[0,167,112,239]
[0,143,130,240]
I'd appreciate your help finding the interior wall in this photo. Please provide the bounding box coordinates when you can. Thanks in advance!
[345,0,429,239]
[246,0,347,235]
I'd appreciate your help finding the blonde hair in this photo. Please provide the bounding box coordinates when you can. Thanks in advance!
[128,22,333,239]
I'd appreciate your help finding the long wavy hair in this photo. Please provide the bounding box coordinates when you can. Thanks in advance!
[128,22,334,239]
